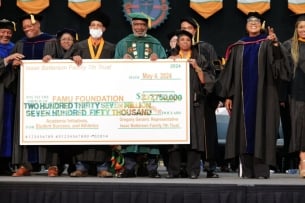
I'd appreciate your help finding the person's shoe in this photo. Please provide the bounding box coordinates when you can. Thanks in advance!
[148,170,161,178]
[189,171,198,179]
[48,166,59,177]
[206,171,219,178]
[97,170,113,177]
[12,166,31,177]
[166,173,179,179]
[116,170,136,178]
[70,170,88,177]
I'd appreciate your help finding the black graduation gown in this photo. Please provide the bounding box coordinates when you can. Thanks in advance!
[217,40,292,166]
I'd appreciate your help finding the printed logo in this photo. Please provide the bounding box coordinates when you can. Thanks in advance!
[123,0,170,28]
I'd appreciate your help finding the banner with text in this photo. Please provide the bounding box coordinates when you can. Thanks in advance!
[20,59,190,145]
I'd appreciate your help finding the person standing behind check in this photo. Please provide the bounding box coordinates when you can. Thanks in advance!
[10,13,54,177]
[0,19,24,175]
[68,9,116,178]
[114,12,166,178]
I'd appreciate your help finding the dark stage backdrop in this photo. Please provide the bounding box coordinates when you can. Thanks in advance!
[0,0,297,56]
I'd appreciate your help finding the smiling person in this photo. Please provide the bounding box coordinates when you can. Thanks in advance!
[282,14,305,178]
[216,12,292,179]
[43,28,79,62]
[0,19,24,175]
[9,13,54,177]
[166,30,216,179]
[114,12,166,178]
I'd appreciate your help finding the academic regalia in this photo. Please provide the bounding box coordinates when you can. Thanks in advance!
[0,42,16,158]
[11,33,54,166]
[217,34,292,173]
[115,34,167,59]
[114,13,167,177]
[283,39,305,153]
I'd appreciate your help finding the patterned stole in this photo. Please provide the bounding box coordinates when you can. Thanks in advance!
[126,41,153,59]
[190,0,223,19]
[88,37,104,59]
[17,0,49,14]
[68,0,101,18]
[288,0,305,14]
[237,0,270,14]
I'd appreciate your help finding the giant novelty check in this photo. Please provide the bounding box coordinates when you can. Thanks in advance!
[20,59,190,145]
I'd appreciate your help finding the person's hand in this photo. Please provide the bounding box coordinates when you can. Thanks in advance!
[267,26,278,46]
[5,53,24,64]
[72,55,82,66]
[42,55,52,62]
[150,53,158,61]
[188,58,202,73]
[225,99,232,116]
[12,59,23,68]
[123,54,133,59]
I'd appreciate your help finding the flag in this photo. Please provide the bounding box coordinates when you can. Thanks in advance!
[17,0,49,14]
[190,0,223,19]
[288,0,305,14]
[237,0,270,14]
[68,0,101,18]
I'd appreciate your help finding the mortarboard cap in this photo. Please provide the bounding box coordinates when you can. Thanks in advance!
[20,13,43,24]
[0,19,16,31]
[176,29,193,40]
[180,17,199,29]
[180,17,200,43]
[128,12,154,28]
[56,28,79,41]
[167,30,179,41]
[292,13,305,22]
[86,9,110,28]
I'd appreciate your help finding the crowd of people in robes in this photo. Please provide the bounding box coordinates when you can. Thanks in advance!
[1,8,305,179]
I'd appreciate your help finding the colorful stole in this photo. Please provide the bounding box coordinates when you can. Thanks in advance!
[88,37,104,59]
[224,38,268,61]
[127,41,153,59]
[178,50,192,59]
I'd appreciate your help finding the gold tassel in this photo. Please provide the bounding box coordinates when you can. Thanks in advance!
[12,21,16,32]
[30,14,36,24]
[76,33,79,41]
[192,18,200,44]
[261,20,266,31]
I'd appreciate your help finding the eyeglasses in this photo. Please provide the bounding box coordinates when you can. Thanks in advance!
[60,38,73,42]
[247,17,261,23]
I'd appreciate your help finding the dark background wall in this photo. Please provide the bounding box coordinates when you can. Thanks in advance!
[0,0,297,56]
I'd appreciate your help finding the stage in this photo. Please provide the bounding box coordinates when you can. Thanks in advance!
[0,170,304,203]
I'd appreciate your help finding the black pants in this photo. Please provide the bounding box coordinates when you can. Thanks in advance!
[239,154,270,178]
[168,149,201,177]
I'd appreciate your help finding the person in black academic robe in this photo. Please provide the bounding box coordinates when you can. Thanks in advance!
[0,19,25,175]
[282,14,305,178]
[179,17,221,178]
[9,13,54,176]
[216,12,292,178]
[166,30,216,179]
[67,9,116,178]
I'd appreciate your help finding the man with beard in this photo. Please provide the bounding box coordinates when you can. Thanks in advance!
[114,12,166,178]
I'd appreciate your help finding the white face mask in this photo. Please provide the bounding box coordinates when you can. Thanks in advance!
[89,28,103,38]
